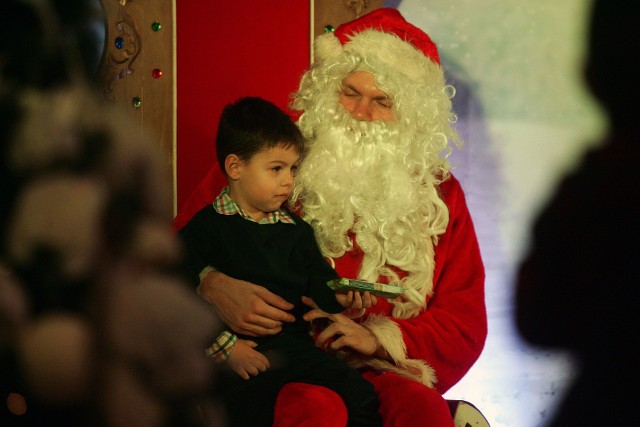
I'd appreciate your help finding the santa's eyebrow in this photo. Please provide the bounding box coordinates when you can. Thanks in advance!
[341,83,390,102]
[341,83,360,93]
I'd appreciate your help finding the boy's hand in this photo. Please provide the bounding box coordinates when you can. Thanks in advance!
[335,290,377,309]
[227,339,270,380]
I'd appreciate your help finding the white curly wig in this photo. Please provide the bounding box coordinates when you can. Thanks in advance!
[290,14,462,319]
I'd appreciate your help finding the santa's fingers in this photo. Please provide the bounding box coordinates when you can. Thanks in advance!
[360,291,377,308]
[314,318,354,345]
[316,319,379,355]
[302,306,333,322]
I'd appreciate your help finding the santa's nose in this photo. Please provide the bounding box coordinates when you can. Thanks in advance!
[350,101,373,121]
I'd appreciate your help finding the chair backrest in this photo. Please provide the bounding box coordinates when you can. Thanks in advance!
[173,166,228,231]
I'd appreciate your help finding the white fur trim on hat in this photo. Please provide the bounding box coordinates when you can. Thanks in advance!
[314,29,438,82]
[314,32,343,63]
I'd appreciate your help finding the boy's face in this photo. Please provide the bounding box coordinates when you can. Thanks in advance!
[229,144,300,222]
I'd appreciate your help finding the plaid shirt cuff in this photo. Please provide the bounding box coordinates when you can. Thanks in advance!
[205,330,238,363]
[199,265,217,282]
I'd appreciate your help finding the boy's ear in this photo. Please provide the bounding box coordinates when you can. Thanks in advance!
[225,154,241,180]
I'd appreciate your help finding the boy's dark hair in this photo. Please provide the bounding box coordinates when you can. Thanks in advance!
[215,97,305,173]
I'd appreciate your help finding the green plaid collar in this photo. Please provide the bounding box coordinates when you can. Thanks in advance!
[213,186,295,225]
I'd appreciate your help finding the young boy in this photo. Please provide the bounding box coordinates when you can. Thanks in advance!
[177,97,381,427]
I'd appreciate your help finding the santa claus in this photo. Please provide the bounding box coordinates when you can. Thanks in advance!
[175,7,487,427]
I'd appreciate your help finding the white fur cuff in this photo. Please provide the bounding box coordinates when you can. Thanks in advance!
[359,314,438,387]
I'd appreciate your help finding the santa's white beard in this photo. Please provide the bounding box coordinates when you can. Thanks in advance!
[292,111,448,315]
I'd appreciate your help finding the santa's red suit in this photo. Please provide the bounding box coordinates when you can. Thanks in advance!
[173,8,486,427]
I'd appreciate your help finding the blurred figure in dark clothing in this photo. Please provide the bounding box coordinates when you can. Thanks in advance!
[515,1,640,426]
[1,1,223,426]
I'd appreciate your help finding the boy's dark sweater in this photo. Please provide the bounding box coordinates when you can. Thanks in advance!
[178,205,343,344]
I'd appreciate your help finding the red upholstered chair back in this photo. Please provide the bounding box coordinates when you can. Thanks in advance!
[172,165,227,231]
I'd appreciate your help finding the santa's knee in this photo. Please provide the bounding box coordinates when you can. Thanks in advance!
[274,382,348,427]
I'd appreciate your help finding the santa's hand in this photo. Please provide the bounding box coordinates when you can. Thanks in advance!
[302,296,379,356]
[198,270,295,337]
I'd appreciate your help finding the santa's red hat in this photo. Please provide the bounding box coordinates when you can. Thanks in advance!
[314,8,440,81]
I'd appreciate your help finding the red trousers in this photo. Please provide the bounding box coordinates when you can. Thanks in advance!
[274,371,454,427]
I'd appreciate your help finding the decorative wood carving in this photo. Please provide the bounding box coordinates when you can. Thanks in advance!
[313,0,384,38]
[101,5,141,101]
[97,0,176,215]
[344,0,371,17]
